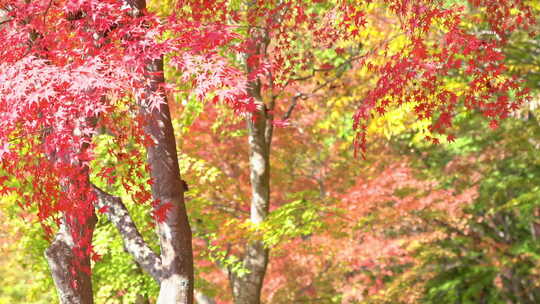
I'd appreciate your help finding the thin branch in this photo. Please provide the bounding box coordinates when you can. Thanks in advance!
[286,53,364,87]
[209,202,247,217]
[191,221,232,275]
[282,92,305,120]
[428,217,514,259]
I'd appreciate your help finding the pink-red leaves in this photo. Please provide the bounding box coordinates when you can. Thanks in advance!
[152,202,173,223]
[352,0,533,156]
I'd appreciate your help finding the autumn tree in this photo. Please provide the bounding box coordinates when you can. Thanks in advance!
[170,1,367,303]
[0,0,227,302]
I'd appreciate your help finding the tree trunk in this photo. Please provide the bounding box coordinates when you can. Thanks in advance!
[23,6,98,303]
[43,133,97,304]
[139,58,194,304]
[231,107,271,304]
[120,0,194,298]
[232,241,269,304]
[45,215,97,304]
[231,28,272,301]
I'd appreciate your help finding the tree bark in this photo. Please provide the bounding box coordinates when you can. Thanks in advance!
[231,27,272,303]
[231,106,271,304]
[23,6,98,302]
[92,185,163,281]
[45,215,97,304]
[43,132,97,304]
[139,58,194,304]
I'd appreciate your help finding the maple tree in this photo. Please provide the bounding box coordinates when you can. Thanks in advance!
[0,0,535,303]
[0,0,202,302]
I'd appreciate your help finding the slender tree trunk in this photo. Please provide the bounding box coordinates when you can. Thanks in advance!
[45,214,97,304]
[231,27,272,303]
[41,9,102,302]
[139,58,194,304]
[44,130,97,304]
[231,107,271,304]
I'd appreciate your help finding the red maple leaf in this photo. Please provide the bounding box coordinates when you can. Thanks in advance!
[153,202,173,223]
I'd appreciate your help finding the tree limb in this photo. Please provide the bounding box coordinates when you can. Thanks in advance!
[91,184,163,282]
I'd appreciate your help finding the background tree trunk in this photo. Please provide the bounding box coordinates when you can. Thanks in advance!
[231,27,273,301]
[231,107,271,304]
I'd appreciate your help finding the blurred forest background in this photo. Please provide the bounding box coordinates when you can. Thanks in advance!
[1,0,540,303]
